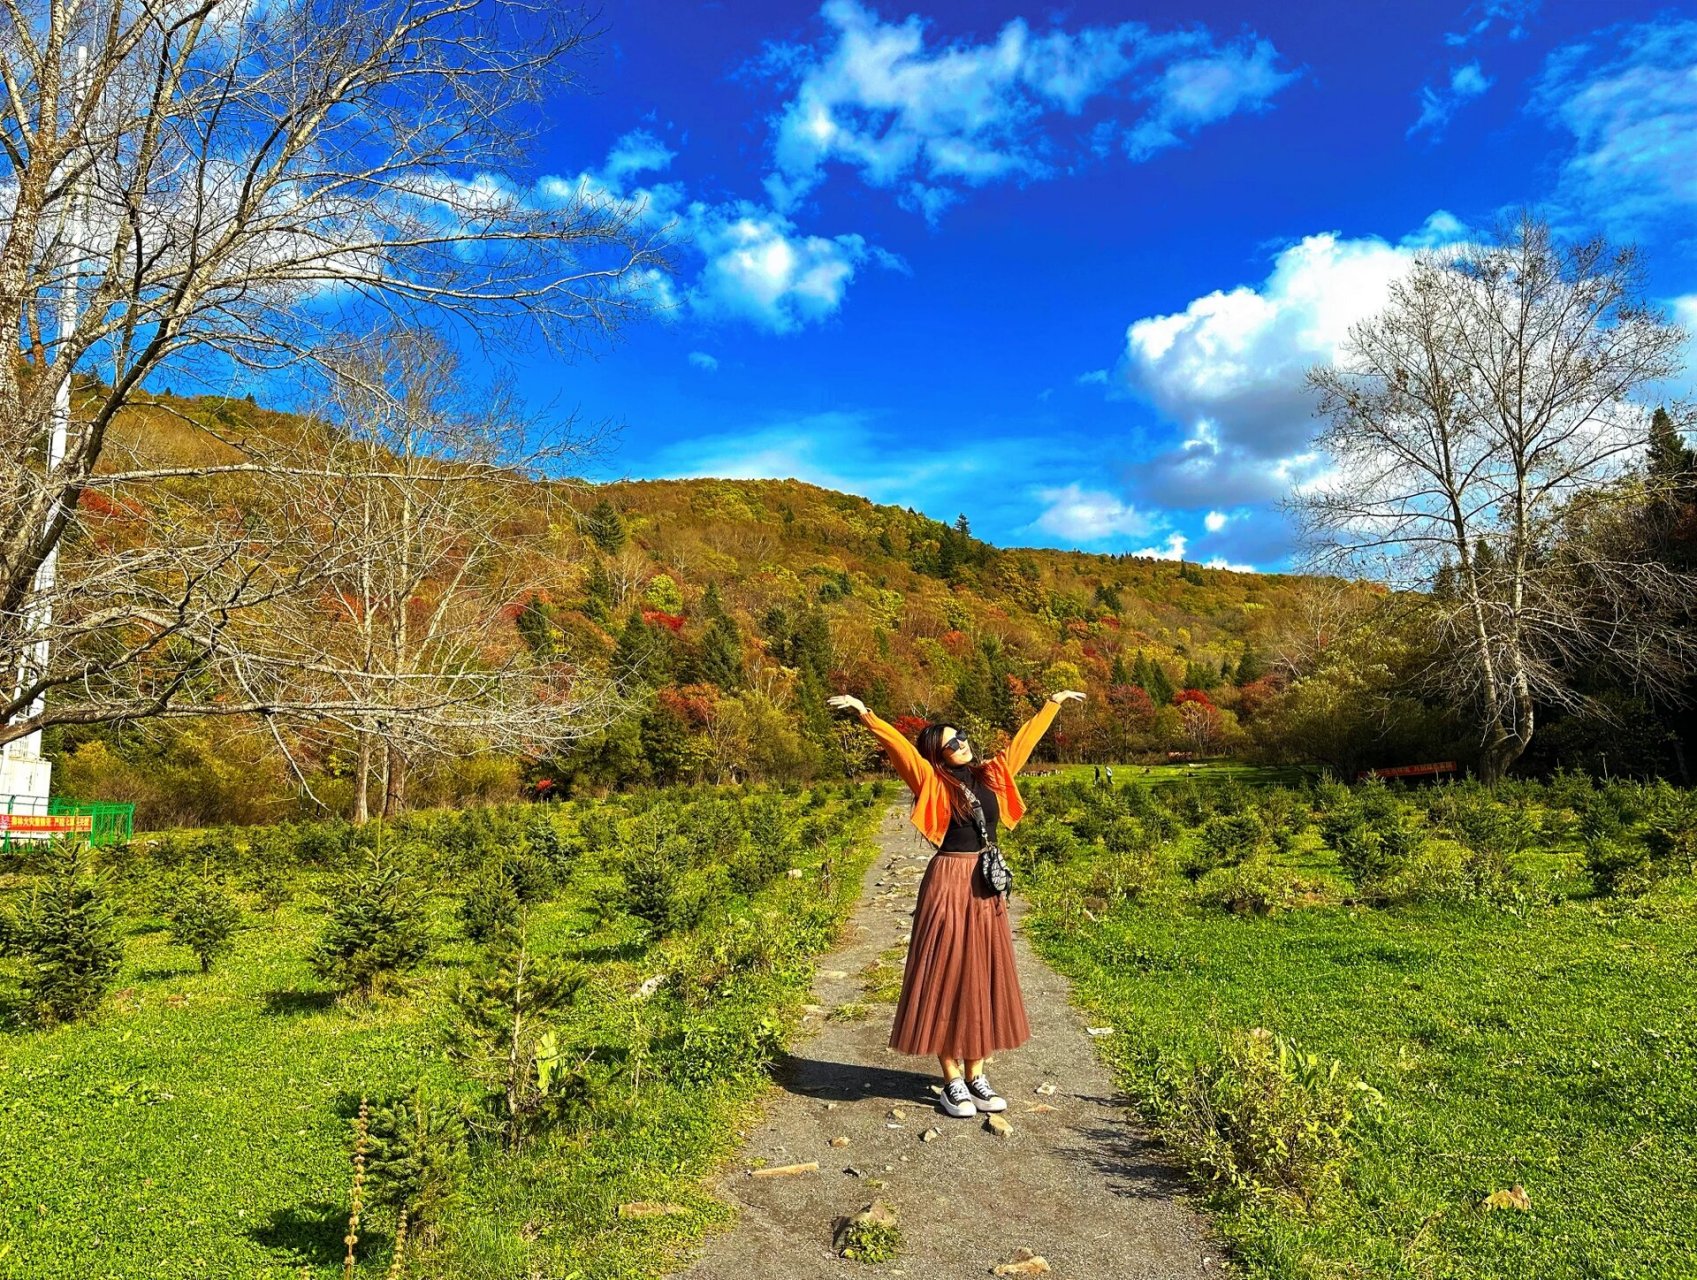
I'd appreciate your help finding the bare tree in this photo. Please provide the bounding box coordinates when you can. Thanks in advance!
[269,327,625,820]
[1,0,660,749]
[1289,215,1693,782]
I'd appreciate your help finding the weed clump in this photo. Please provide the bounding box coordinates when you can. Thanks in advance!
[1147,1027,1381,1210]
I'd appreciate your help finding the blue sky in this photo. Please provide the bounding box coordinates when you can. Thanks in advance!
[497,2,1697,570]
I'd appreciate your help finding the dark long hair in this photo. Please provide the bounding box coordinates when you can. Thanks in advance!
[916,722,984,824]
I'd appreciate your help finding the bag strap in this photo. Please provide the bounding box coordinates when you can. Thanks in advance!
[929,780,993,853]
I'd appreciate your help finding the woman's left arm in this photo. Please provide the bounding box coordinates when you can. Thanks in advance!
[996,690,1083,776]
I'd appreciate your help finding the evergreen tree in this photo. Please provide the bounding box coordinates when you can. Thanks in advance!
[986,645,1018,731]
[12,841,123,1025]
[514,595,560,655]
[363,1083,472,1246]
[952,646,993,722]
[1648,405,1695,481]
[1135,651,1175,705]
[701,612,744,689]
[877,528,895,556]
[1235,649,1266,685]
[585,497,627,554]
[701,579,726,621]
[582,560,614,623]
[954,513,971,536]
[611,607,667,693]
[166,874,242,973]
[1108,652,1133,687]
[310,852,432,999]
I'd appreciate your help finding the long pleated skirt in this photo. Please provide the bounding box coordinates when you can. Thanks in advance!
[887,850,1032,1060]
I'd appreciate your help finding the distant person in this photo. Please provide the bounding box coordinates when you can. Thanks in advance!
[828,689,1085,1118]
[1105,766,1115,787]
[1093,764,1101,786]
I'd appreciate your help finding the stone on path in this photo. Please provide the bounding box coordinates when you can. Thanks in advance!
[984,1113,1013,1138]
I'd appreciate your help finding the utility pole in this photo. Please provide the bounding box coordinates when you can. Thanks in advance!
[1,46,88,813]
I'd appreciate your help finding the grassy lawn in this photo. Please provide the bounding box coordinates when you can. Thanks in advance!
[0,786,886,1279]
[1042,761,1322,788]
[1013,776,1697,1280]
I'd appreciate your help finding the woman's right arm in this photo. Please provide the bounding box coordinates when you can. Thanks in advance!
[829,695,932,795]
[858,709,935,795]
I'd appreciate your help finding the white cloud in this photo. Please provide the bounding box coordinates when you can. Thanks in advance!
[1673,294,1697,331]
[687,203,878,333]
[1445,0,1538,47]
[1203,510,1227,533]
[1534,19,1697,231]
[759,1,1296,220]
[545,130,899,333]
[1408,60,1492,137]
[1132,532,1187,560]
[1115,212,1467,510]
[1030,483,1160,541]
[1203,556,1257,573]
[687,351,719,372]
[1075,368,1110,385]
[1122,39,1296,159]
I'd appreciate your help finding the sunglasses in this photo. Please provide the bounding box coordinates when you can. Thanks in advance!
[942,732,970,753]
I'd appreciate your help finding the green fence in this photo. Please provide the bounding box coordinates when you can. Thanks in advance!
[1,795,135,850]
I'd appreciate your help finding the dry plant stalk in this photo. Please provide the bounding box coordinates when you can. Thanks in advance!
[346,1097,371,1280]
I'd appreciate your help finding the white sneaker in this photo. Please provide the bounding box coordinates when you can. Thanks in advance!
[940,1078,976,1118]
[966,1074,1007,1112]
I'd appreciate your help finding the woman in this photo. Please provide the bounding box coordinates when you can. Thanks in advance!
[827,689,1084,1118]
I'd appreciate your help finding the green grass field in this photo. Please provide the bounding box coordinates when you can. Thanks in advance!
[1014,776,1697,1280]
[0,789,884,1279]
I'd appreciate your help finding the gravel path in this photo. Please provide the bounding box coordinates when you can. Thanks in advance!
[671,801,1220,1279]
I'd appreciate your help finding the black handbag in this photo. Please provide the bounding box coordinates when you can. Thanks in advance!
[964,789,1012,899]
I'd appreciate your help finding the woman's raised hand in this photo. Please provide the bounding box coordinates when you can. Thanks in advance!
[827,693,868,716]
[1048,689,1086,704]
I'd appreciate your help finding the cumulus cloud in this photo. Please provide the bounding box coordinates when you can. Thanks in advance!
[1203,510,1227,533]
[546,129,900,333]
[1408,61,1492,137]
[1112,213,1466,510]
[687,351,719,371]
[1534,18,1697,232]
[757,1,1296,220]
[1030,483,1161,541]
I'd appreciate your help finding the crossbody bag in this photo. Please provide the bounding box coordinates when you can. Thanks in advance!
[960,786,1012,899]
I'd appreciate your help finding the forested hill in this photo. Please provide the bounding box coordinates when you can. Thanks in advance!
[52,393,1351,825]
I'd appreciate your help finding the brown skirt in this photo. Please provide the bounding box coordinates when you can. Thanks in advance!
[887,851,1031,1060]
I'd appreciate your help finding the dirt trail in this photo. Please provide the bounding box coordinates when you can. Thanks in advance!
[671,801,1217,1278]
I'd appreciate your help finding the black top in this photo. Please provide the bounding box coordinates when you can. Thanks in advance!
[936,763,1000,851]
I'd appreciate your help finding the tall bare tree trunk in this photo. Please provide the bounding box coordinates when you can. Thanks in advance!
[352,729,372,824]
[384,741,408,818]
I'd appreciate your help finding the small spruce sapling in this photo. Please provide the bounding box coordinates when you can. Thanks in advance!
[364,1082,471,1251]
[167,871,243,972]
[14,840,124,1025]
[311,852,431,999]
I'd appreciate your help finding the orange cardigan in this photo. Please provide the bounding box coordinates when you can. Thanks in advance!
[858,700,1061,848]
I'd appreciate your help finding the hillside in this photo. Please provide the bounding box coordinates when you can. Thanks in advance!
[45,390,1350,824]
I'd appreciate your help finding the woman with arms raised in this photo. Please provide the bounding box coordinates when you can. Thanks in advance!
[827,689,1084,1118]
